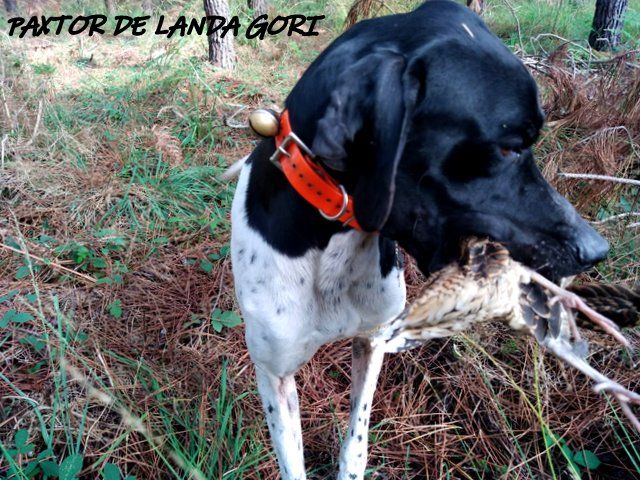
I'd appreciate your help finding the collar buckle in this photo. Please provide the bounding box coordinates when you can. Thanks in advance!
[269,131,315,171]
[263,109,364,232]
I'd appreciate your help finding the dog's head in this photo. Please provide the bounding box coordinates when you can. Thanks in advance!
[301,1,608,278]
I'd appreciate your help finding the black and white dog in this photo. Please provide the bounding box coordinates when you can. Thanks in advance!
[229,1,608,478]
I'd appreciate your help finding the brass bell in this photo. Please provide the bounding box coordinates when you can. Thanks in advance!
[248,109,280,137]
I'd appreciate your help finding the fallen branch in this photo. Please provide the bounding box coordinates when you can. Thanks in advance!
[224,104,248,129]
[558,172,640,188]
[11,98,44,151]
[1,133,7,169]
[592,212,640,225]
[26,99,43,147]
[0,242,97,284]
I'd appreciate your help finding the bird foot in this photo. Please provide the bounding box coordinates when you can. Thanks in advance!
[593,381,640,402]
[544,338,640,433]
[550,295,583,342]
[594,383,640,431]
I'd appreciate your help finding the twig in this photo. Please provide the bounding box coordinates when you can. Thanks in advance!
[576,125,631,144]
[592,212,640,225]
[500,0,524,54]
[531,33,594,59]
[573,125,640,162]
[1,133,7,169]
[24,99,43,147]
[0,71,15,130]
[0,242,97,284]
[588,49,640,69]
[0,88,12,128]
[558,172,640,188]
[65,361,207,480]
[224,104,248,129]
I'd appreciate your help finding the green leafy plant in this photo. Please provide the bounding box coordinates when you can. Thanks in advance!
[573,450,602,470]
[207,245,230,261]
[32,63,56,75]
[7,429,35,457]
[0,309,34,328]
[57,454,84,480]
[20,334,46,352]
[2,430,59,479]
[0,290,19,303]
[199,258,214,273]
[108,300,123,319]
[13,259,40,280]
[210,308,242,333]
[101,462,136,480]
[542,426,602,473]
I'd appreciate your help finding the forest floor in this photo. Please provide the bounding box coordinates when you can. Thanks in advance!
[1,0,640,479]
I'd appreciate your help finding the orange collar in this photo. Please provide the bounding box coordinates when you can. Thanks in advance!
[269,110,363,231]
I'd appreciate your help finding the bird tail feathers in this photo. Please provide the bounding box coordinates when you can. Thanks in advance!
[569,283,640,329]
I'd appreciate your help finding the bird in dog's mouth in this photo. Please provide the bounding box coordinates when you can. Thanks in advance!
[372,237,640,431]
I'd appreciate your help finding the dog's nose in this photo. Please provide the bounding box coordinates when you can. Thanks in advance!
[577,231,609,267]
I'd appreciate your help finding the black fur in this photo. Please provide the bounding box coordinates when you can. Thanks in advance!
[245,0,608,278]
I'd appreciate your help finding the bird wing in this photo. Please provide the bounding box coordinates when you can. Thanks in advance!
[372,239,520,352]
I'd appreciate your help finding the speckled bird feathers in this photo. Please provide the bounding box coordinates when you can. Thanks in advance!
[373,239,570,353]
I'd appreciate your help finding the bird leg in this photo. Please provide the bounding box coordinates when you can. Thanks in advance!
[549,296,582,342]
[616,397,640,432]
[543,337,640,432]
[529,271,630,347]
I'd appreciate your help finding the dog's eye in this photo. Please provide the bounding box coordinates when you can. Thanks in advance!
[500,148,521,161]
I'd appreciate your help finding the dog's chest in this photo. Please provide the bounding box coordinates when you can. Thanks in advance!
[231,165,406,371]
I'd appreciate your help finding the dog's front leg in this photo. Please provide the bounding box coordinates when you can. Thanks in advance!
[338,337,385,480]
[255,365,306,480]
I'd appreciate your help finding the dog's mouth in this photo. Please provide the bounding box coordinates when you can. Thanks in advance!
[455,236,569,286]
[441,214,587,282]
[404,215,587,284]
[500,239,581,284]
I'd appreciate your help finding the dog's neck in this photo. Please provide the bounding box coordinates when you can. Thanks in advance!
[243,138,401,277]
[244,138,349,257]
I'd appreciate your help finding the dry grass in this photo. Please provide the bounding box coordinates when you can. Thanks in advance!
[535,51,640,212]
[3,256,638,478]
[527,50,640,285]
[345,0,380,28]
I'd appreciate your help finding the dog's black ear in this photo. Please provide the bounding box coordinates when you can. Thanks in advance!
[312,51,420,232]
